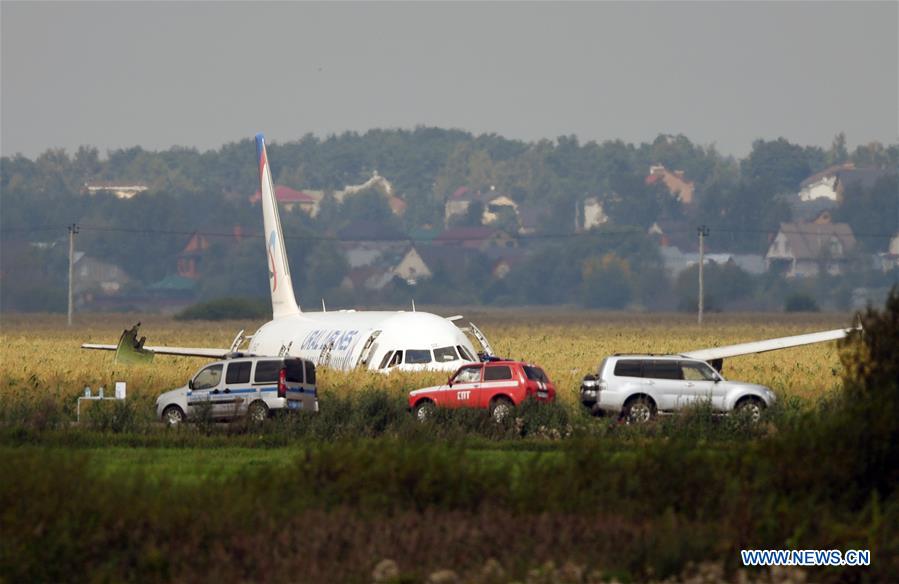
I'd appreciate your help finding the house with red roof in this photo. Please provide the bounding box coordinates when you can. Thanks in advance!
[249,185,323,215]
[646,165,694,204]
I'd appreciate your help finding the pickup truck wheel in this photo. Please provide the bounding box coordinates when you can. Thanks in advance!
[735,397,765,423]
[490,397,514,423]
[247,400,269,423]
[623,397,655,424]
[413,400,436,423]
[162,405,184,427]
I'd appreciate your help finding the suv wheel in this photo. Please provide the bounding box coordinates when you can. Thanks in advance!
[735,397,765,423]
[490,397,514,423]
[247,400,269,423]
[623,397,655,424]
[162,405,185,427]
[413,400,436,422]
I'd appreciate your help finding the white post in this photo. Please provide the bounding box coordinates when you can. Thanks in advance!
[697,225,709,325]
[67,224,79,326]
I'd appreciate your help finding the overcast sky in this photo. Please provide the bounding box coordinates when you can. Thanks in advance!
[2,1,896,158]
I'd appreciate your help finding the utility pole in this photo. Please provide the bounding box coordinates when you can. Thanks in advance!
[697,225,709,325]
[67,223,79,326]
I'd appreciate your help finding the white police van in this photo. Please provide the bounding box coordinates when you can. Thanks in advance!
[156,355,318,425]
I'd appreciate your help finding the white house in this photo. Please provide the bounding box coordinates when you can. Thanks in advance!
[878,234,899,272]
[83,181,149,199]
[766,222,858,278]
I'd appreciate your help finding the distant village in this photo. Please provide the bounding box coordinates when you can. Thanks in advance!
[65,160,898,313]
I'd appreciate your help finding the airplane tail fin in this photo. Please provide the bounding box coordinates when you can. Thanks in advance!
[256,133,301,318]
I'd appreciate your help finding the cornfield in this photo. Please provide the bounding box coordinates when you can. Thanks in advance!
[0,310,850,411]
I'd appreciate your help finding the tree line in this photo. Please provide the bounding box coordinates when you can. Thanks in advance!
[1,129,896,312]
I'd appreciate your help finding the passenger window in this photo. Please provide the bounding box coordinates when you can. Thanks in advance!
[225,361,252,384]
[453,366,482,384]
[254,360,281,383]
[388,351,403,368]
[304,361,316,385]
[285,359,304,383]
[644,361,683,380]
[680,361,716,381]
[193,364,223,390]
[613,360,642,378]
[433,346,458,363]
[405,349,432,364]
[484,365,512,381]
[379,351,393,370]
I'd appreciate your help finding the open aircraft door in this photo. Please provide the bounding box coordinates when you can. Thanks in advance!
[356,330,382,368]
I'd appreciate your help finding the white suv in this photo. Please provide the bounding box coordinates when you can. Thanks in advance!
[580,355,775,423]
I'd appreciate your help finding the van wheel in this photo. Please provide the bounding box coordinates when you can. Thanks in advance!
[490,397,514,423]
[413,400,436,422]
[247,401,269,423]
[162,405,184,427]
[623,397,655,424]
[735,397,765,423]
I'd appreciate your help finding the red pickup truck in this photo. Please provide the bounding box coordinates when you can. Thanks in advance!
[408,360,556,421]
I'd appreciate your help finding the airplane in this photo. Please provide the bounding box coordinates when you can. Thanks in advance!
[82,134,487,373]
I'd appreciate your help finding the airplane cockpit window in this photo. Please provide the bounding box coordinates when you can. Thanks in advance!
[433,346,458,363]
[405,349,432,364]
[388,351,403,368]
[457,345,476,361]
[379,351,393,370]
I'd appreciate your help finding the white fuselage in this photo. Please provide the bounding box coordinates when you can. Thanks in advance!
[247,310,479,372]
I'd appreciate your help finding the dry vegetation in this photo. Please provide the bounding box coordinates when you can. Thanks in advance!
[1,309,850,410]
[3,303,896,583]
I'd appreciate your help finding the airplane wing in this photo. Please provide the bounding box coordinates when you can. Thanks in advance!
[682,327,855,362]
[81,343,228,359]
[81,322,229,364]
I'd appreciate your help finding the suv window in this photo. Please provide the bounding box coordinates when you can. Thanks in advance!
[304,360,316,385]
[285,359,304,383]
[614,360,643,378]
[254,360,281,383]
[193,364,223,390]
[484,365,512,381]
[644,360,682,380]
[680,361,716,381]
[523,365,547,382]
[225,361,252,384]
[453,365,482,384]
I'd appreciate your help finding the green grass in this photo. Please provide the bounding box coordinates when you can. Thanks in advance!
[83,446,297,484]
[1,443,563,488]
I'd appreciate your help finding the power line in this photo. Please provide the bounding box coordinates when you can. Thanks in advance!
[1,223,895,243]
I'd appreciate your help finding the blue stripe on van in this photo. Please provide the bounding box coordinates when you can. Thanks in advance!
[187,386,316,397]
